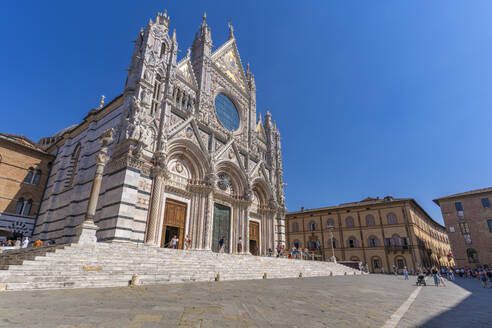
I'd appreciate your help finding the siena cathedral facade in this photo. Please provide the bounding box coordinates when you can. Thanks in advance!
[32,11,287,255]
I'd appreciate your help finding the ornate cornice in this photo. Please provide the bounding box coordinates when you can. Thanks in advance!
[107,153,151,176]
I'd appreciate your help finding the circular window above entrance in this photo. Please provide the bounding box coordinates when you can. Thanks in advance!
[214,94,240,131]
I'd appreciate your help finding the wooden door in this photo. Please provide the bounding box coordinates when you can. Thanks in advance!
[212,203,231,253]
[249,221,259,255]
[161,198,187,248]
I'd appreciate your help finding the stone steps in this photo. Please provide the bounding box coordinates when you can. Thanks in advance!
[0,243,362,291]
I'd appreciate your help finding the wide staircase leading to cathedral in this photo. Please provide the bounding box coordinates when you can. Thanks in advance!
[0,243,362,291]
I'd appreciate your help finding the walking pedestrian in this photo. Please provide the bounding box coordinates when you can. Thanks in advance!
[276,243,281,257]
[479,269,487,288]
[403,266,409,280]
[432,267,439,287]
[487,268,492,288]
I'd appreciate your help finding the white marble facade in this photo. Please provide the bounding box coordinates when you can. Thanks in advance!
[32,12,286,255]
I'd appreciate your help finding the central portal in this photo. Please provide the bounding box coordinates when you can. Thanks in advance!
[212,203,231,253]
[160,198,187,249]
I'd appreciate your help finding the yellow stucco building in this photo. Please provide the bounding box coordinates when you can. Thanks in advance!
[285,196,454,273]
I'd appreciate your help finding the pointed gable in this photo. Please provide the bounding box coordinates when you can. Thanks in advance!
[212,39,248,92]
[176,58,197,88]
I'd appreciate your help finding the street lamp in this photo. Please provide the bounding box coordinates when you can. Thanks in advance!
[327,225,336,263]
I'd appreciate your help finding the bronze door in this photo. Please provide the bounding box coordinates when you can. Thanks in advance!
[212,203,231,253]
[249,221,259,255]
[160,198,187,249]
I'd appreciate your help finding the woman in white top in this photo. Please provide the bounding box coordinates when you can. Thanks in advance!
[21,237,29,248]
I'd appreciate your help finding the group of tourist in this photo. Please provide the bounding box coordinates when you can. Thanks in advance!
[407,266,492,288]
[0,236,56,253]
[451,267,492,288]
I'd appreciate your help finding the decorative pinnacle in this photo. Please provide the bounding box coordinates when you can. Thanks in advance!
[99,95,105,109]
[187,48,191,57]
[202,12,207,25]
[228,20,234,40]
[172,29,176,41]
[246,62,250,72]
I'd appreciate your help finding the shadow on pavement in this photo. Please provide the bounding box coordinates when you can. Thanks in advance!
[412,277,491,327]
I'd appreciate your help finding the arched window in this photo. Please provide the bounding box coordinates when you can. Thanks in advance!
[391,234,401,246]
[151,74,162,115]
[15,197,25,214]
[387,213,397,224]
[22,199,32,216]
[372,256,382,271]
[366,214,375,226]
[32,170,41,185]
[327,238,338,248]
[346,216,355,227]
[67,144,81,188]
[466,248,479,263]
[395,256,406,269]
[23,168,33,183]
[292,222,299,232]
[368,235,380,247]
[160,42,166,58]
[347,236,358,248]
[308,221,317,231]
[326,218,335,228]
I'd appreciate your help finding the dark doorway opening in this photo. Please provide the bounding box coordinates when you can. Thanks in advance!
[250,240,258,255]
[164,226,179,248]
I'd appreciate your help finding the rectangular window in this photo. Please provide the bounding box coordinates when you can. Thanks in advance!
[482,198,490,208]
[463,233,472,244]
[449,226,455,233]
[488,220,492,232]
[455,202,463,211]
[459,222,470,234]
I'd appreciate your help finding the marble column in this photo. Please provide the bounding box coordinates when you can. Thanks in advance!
[145,152,168,245]
[75,129,113,244]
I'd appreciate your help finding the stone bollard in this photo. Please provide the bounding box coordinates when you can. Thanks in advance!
[354,271,356,276]
[344,272,347,275]
[299,272,303,278]
[130,274,140,286]
[263,272,267,279]
[215,273,221,281]
[330,271,333,277]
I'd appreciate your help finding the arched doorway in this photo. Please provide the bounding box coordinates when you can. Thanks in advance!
[160,198,187,249]
[212,203,231,253]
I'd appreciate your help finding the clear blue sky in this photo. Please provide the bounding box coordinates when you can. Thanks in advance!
[2,1,492,224]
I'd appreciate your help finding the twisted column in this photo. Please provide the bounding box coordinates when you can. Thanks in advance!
[145,153,168,245]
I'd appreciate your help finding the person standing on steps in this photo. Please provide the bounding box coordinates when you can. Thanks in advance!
[184,234,191,249]
[21,236,29,249]
[171,235,179,249]
[219,236,225,253]
[237,237,242,253]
